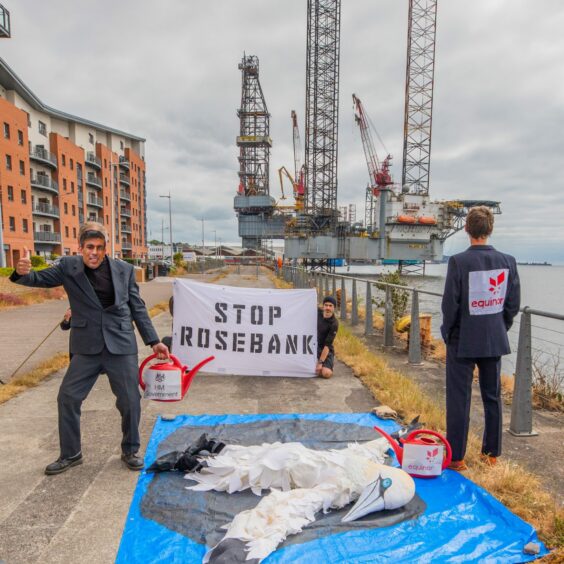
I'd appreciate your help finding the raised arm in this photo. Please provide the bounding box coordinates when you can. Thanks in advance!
[9,247,65,288]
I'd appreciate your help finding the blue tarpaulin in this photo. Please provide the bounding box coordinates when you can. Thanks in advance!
[117,413,549,563]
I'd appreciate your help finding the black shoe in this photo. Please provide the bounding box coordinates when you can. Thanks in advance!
[45,453,83,475]
[121,452,144,471]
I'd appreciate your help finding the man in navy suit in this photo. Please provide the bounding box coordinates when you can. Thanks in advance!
[441,207,520,470]
[11,222,169,475]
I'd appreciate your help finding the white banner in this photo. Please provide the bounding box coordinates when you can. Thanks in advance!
[171,279,317,377]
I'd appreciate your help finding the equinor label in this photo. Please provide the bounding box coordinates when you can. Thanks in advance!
[468,269,508,316]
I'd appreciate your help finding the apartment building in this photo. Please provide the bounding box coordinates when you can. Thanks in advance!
[0,57,148,267]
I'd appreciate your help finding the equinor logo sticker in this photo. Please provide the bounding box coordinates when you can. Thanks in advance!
[469,268,509,315]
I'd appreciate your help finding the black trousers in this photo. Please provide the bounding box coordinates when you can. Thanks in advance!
[446,343,502,461]
[57,348,141,459]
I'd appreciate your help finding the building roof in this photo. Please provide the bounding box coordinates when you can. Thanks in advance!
[0,57,145,142]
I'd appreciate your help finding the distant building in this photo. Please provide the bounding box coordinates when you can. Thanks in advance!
[0,57,148,267]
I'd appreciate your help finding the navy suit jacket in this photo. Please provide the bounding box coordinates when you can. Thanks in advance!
[10,256,159,355]
[440,245,520,358]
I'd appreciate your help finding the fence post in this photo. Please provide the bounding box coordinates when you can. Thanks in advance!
[351,279,359,326]
[324,274,330,297]
[383,285,394,347]
[340,277,347,321]
[509,308,538,436]
[408,290,422,365]
[332,276,337,300]
[365,281,373,336]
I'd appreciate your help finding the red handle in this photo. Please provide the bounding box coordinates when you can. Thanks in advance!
[138,353,185,390]
[403,429,452,469]
[373,426,404,465]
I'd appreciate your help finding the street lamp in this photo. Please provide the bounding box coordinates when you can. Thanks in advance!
[212,230,217,259]
[159,191,173,264]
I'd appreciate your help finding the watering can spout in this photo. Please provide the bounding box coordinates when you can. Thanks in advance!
[184,356,215,386]
[374,426,404,465]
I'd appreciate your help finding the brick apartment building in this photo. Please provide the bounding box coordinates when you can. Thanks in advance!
[0,57,148,267]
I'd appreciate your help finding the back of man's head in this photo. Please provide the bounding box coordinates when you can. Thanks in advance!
[465,206,494,240]
[78,221,108,247]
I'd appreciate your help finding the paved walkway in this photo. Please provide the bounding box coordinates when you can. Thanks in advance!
[0,266,375,563]
[1,265,561,563]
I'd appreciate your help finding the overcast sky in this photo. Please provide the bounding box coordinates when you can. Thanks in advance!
[2,0,563,262]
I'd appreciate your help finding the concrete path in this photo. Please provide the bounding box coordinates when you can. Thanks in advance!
[0,266,376,563]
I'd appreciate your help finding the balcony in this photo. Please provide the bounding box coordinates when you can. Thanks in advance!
[34,231,61,244]
[119,156,130,170]
[86,173,102,189]
[0,4,10,38]
[87,196,103,208]
[121,240,132,250]
[30,146,57,169]
[120,208,131,218]
[120,189,131,201]
[119,173,130,186]
[30,174,59,195]
[87,215,102,224]
[121,224,132,234]
[33,203,59,218]
[85,152,101,170]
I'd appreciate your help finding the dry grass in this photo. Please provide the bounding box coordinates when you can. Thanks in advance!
[148,301,170,318]
[0,276,66,310]
[335,323,563,559]
[0,352,69,405]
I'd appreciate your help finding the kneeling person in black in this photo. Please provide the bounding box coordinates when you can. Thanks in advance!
[317,296,339,379]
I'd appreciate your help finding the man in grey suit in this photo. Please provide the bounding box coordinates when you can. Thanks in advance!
[11,222,169,475]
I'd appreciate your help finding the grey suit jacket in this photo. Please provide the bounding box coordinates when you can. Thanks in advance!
[10,256,159,355]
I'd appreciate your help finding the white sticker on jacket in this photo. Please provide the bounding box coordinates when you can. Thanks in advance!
[468,269,509,315]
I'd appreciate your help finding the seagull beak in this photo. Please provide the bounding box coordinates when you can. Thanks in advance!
[341,478,386,522]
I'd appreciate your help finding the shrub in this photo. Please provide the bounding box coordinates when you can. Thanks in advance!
[372,270,409,322]
[0,267,15,277]
[49,252,60,261]
[30,255,46,267]
[173,252,184,268]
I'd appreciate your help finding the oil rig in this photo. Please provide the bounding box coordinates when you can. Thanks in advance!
[234,0,500,270]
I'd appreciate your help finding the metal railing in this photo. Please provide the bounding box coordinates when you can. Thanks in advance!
[87,196,103,207]
[86,173,102,188]
[280,265,563,437]
[119,156,130,169]
[120,208,131,218]
[30,175,58,193]
[85,152,101,168]
[30,146,57,168]
[34,231,61,243]
[33,203,59,217]
[119,173,130,185]
[120,189,131,201]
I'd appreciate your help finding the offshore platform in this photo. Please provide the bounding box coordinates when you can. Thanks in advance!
[233,0,499,271]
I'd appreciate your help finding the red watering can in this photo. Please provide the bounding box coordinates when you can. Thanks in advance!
[139,353,215,402]
[374,426,452,478]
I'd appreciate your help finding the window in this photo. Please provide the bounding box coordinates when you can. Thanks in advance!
[22,218,28,233]
[63,178,67,191]
[7,186,13,201]
[5,154,12,170]
[38,121,47,136]
[17,130,23,145]
[61,154,66,166]
[65,226,69,237]
[9,217,15,231]
[21,190,27,204]
[89,133,94,144]
[19,160,25,175]
[105,197,108,205]
[104,158,107,168]
[26,112,31,127]
[70,158,74,170]
[71,182,75,193]
[105,178,107,187]
[120,140,124,150]
[106,215,109,224]
[73,227,77,238]
[72,205,76,216]
[3,122,9,139]
[64,202,68,214]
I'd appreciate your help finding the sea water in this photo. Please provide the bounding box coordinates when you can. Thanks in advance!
[334,263,564,380]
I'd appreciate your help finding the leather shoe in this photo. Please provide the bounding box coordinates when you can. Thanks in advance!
[121,452,144,471]
[45,453,83,475]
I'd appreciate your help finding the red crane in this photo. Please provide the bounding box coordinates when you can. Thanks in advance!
[290,110,305,209]
[352,94,393,196]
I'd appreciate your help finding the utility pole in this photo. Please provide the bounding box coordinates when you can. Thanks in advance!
[201,217,205,256]
[159,191,173,263]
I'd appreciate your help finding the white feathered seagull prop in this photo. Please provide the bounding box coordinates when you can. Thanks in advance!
[184,434,416,563]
